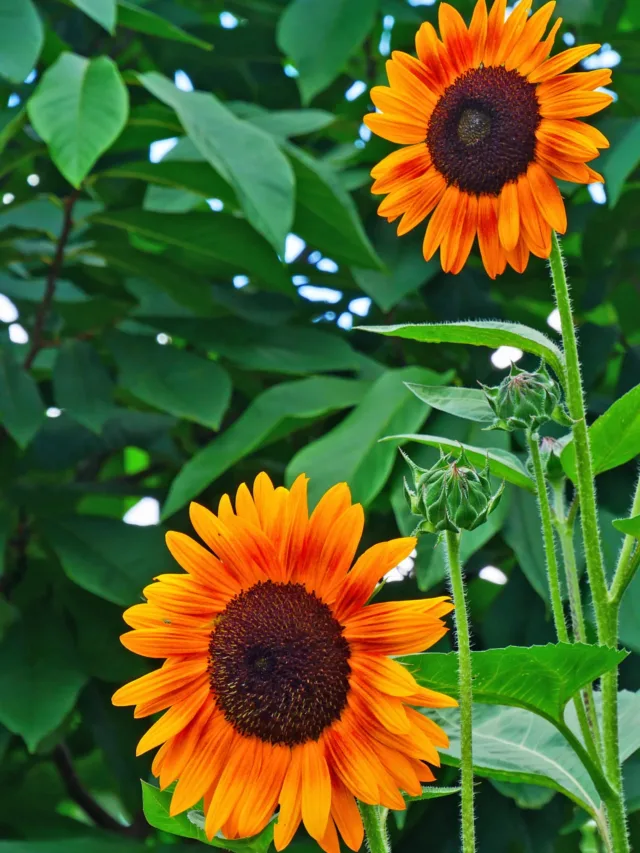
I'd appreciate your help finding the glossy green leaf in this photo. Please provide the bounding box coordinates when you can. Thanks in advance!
[70,0,116,32]
[613,514,640,538]
[28,53,128,187]
[42,515,173,605]
[163,377,369,518]
[277,0,378,103]
[90,209,289,292]
[117,1,213,50]
[287,145,382,269]
[103,159,235,208]
[561,383,640,480]
[403,643,626,725]
[598,118,640,207]
[503,489,551,601]
[235,104,335,138]
[107,332,232,430]
[0,344,44,448]
[405,384,495,424]
[142,781,274,851]
[53,340,115,433]
[0,0,44,83]
[385,433,535,492]
[0,604,87,751]
[361,321,565,378]
[139,72,294,255]
[287,367,451,507]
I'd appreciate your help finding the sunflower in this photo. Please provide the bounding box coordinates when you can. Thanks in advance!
[364,0,613,277]
[113,474,455,852]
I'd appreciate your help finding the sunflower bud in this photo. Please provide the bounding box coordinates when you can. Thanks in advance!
[527,435,566,485]
[481,362,568,433]
[403,449,504,535]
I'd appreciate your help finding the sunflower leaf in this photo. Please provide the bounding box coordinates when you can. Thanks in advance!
[405,384,496,424]
[359,321,566,379]
[141,781,274,852]
[402,643,626,725]
[613,514,640,538]
[405,785,461,803]
[383,434,535,493]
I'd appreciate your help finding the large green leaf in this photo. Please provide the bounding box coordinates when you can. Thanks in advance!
[42,515,173,605]
[503,489,551,601]
[287,367,451,507]
[386,434,535,492]
[235,104,335,138]
[70,0,116,32]
[28,53,129,188]
[403,644,626,726]
[117,0,213,50]
[163,377,369,518]
[561,383,640,480]
[90,209,289,292]
[0,344,44,448]
[597,118,640,207]
[0,0,43,83]
[406,384,495,424]
[156,317,360,375]
[139,72,294,256]
[361,321,565,378]
[107,332,232,430]
[142,781,274,852]
[53,340,115,434]
[287,145,381,269]
[0,604,87,751]
[277,0,378,103]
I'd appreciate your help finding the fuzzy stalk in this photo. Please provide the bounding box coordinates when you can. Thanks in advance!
[360,804,390,853]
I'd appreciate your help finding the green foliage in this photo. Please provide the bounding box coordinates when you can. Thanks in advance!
[0,0,638,851]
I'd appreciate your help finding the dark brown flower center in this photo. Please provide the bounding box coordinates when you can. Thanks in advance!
[209,581,351,746]
[427,66,541,195]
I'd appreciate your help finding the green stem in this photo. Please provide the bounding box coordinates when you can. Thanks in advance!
[445,529,475,853]
[609,473,640,607]
[527,433,569,642]
[553,483,602,759]
[359,803,390,853]
[549,232,629,853]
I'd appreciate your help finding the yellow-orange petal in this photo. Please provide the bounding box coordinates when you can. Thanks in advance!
[505,1,555,71]
[527,162,567,233]
[540,91,614,120]
[450,192,478,274]
[506,239,530,273]
[498,180,520,252]
[528,43,601,83]
[483,0,507,65]
[438,3,474,73]
[477,194,506,279]
[440,188,469,273]
[469,0,488,66]
[330,778,364,852]
[274,747,303,851]
[397,170,447,235]
[205,736,261,839]
[112,656,208,707]
[517,172,551,258]
[363,113,426,145]
[120,627,211,657]
[495,0,532,66]
[301,740,331,840]
[165,531,240,597]
[423,185,461,261]
[135,679,210,755]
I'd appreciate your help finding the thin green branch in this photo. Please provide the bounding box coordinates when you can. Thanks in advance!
[609,472,640,607]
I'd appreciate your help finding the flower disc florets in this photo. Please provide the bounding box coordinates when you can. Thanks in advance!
[481,362,567,433]
[404,449,504,534]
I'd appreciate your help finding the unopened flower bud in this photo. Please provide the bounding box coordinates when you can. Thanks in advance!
[527,435,566,484]
[481,362,568,433]
[403,448,504,535]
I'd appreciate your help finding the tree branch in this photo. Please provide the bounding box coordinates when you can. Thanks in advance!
[24,191,79,370]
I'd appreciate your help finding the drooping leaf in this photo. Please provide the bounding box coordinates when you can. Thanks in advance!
[163,377,369,518]
[70,0,116,33]
[0,344,45,448]
[0,603,87,751]
[613,514,640,538]
[53,340,115,434]
[405,384,495,424]
[107,332,232,430]
[361,321,565,378]
[0,0,44,84]
[117,0,213,50]
[139,72,294,256]
[561,383,640,480]
[403,644,626,726]
[90,209,289,292]
[287,145,382,269]
[277,0,378,103]
[287,367,452,507]
[42,515,173,605]
[385,433,535,492]
[141,781,274,852]
[28,53,129,188]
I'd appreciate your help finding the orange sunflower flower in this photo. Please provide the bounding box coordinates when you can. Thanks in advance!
[364,0,613,277]
[113,474,456,853]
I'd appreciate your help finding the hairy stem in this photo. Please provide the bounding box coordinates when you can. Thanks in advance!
[549,232,628,853]
[445,530,475,853]
[359,804,390,853]
[527,433,569,642]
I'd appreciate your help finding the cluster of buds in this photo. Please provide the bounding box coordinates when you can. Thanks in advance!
[480,362,570,434]
[403,449,504,535]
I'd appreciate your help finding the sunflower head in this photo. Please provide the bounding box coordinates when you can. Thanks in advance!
[482,361,564,432]
[404,449,503,533]
[112,474,457,853]
[365,0,613,277]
